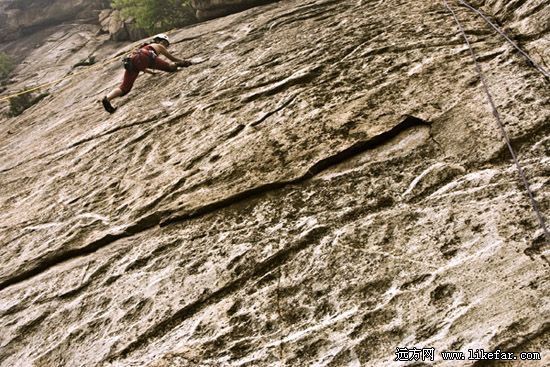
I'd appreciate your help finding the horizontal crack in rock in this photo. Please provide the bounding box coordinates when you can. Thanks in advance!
[162,115,430,226]
[0,115,429,291]
[242,66,321,103]
[0,213,161,291]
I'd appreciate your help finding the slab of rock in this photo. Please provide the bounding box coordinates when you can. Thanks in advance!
[104,10,148,42]
[191,0,279,20]
[0,0,105,42]
[0,0,112,70]
[0,0,548,366]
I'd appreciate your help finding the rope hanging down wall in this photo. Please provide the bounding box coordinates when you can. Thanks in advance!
[458,0,550,81]
[441,0,550,246]
[0,53,121,104]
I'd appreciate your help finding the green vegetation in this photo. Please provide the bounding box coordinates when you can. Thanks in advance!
[0,52,14,80]
[8,91,49,117]
[111,0,196,33]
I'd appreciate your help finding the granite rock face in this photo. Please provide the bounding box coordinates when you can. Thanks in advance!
[0,0,549,366]
[100,9,149,42]
[0,0,145,67]
[0,0,109,72]
[191,0,278,20]
[0,0,105,43]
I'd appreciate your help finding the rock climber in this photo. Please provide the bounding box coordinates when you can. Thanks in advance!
[102,33,192,113]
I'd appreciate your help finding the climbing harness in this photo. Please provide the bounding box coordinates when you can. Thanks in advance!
[122,56,134,71]
[122,45,158,72]
[0,33,183,102]
[442,0,550,245]
[458,0,549,80]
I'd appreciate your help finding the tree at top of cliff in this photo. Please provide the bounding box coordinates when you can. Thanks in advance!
[112,0,196,33]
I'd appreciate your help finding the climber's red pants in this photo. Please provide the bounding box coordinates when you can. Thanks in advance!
[119,57,176,96]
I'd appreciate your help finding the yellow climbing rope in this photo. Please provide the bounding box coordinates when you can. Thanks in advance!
[0,55,121,104]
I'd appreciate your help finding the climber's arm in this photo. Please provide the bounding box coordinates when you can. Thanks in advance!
[156,44,182,63]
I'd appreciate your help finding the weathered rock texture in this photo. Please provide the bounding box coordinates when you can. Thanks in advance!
[191,0,278,20]
[0,0,146,69]
[98,9,149,42]
[0,0,106,43]
[0,0,549,366]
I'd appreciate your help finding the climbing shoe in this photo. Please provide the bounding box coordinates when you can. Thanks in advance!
[102,97,116,114]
